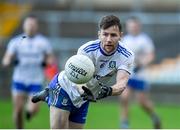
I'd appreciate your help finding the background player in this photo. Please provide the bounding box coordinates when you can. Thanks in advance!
[120,16,161,129]
[1,15,54,128]
[32,14,134,129]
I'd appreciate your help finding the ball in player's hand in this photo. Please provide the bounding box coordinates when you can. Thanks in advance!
[65,54,95,84]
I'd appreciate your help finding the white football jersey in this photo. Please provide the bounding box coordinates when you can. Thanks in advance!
[6,34,52,85]
[123,33,154,66]
[58,39,134,108]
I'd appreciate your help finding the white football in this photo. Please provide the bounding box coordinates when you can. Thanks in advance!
[65,54,95,84]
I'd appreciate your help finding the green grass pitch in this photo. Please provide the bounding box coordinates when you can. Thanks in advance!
[0,99,180,129]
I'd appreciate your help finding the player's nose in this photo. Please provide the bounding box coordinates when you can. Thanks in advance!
[106,35,112,42]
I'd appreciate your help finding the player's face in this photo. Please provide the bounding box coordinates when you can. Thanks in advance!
[23,17,38,37]
[99,25,122,54]
[126,20,141,36]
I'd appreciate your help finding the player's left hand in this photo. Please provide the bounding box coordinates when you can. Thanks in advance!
[96,85,112,100]
[81,86,96,102]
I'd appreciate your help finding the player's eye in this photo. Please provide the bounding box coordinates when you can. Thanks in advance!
[111,33,117,37]
[103,33,109,37]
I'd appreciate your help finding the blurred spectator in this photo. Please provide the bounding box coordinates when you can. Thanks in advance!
[1,14,54,129]
[120,16,161,129]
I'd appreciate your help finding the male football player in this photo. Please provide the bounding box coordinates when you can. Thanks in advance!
[120,16,161,129]
[2,15,54,129]
[32,15,134,129]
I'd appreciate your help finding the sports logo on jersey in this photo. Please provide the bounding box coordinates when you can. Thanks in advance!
[100,60,108,68]
[108,61,116,69]
[61,97,68,106]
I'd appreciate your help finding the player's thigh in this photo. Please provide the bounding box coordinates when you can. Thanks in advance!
[50,106,70,129]
[12,93,26,111]
[135,91,150,104]
[69,121,84,129]
[26,84,42,110]
[11,81,27,109]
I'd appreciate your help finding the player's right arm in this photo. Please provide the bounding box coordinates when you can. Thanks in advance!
[2,52,14,67]
[1,38,17,67]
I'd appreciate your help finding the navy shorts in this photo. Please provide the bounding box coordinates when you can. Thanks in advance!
[47,74,89,124]
[127,78,150,91]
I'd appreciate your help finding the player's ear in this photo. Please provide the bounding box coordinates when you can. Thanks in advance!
[119,31,123,41]
[120,31,123,37]
[98,30,101,39]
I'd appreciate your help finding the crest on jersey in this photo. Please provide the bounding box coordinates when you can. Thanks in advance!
[108,61,116,69]
[62,97,68,106]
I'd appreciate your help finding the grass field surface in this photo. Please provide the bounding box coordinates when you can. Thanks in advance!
[0,99,180,129]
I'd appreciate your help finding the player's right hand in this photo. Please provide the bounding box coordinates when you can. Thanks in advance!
[81,86,96,102]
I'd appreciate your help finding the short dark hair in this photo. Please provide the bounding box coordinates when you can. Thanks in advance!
[126,16,140,23]
[99,15,122,31]
[23,14,38,22]
[26,14,38,19]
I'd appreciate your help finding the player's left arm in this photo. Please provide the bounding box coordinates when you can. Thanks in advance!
[111,53,135,96]
[42,39,54,67]
[97,53,134,100]
[111,69,130,96]
[45,53,55,65]
[137,37,155,67]
[139,50,155,67]
[96,70,129,100]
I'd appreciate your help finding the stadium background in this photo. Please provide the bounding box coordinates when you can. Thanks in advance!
[0,0,180,128]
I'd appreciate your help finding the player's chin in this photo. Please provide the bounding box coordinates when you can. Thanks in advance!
[105,46,115,53]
